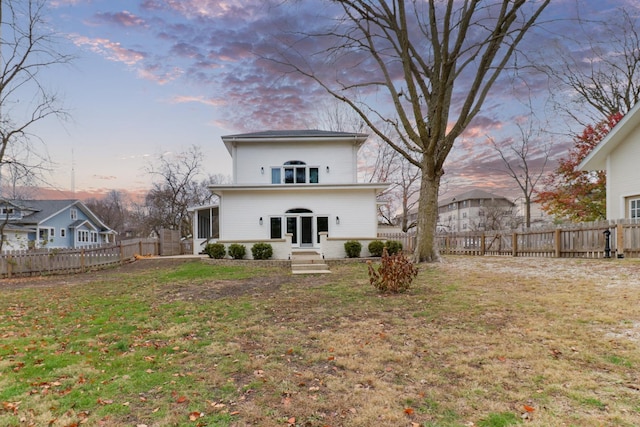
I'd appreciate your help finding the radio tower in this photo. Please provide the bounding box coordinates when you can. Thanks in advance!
[71,148,76,195]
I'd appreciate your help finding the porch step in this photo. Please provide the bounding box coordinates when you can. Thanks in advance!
[291,251,331,274]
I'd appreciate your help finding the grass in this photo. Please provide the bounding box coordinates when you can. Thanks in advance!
[1,256,640,426]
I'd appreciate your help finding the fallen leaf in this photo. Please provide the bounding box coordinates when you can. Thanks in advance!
[176,396,188,404]
[287,417,296,424]
[188,412,203,421]
[404,407,415,415]
[524,405,535,413]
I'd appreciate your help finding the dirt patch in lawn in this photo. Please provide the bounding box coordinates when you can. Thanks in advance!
[0,256,331,300]
[156,272,331,302]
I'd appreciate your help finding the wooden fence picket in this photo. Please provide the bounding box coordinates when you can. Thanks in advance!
[379,219,640,259]
[0,238,159,279]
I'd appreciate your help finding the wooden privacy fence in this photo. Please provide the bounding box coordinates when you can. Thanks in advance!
[377,232,418,253]
[436,219,640,258]
[0,238,159,279]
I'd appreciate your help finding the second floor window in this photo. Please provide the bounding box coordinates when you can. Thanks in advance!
[70,208,77,220]
[272,161,319,184]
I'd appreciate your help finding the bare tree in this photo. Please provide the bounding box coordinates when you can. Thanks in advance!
[470,201,517,231]
[274,0,550,261]
[84,190,130,237]
[488,120,550,228]
[0,0,72,250]
[143,146,226,239]
[545,7,640,124]
[315,100,420,229]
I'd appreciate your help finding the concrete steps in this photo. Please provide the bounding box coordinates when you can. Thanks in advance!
[291,250,330,274]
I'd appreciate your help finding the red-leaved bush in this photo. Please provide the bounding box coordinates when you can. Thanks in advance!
[367,248,419,294]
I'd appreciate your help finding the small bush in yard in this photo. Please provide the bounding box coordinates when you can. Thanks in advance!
[367,248,419,293]
[228,244,246,259]
[251,242,273,260]
[368,240,385,257]
[204,243,226,259]
[385,240,403,255]
[344,240,362,258]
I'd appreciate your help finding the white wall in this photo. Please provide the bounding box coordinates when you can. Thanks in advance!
[608,126,640,219]
[234,140,358,185]
[219,188,380,241]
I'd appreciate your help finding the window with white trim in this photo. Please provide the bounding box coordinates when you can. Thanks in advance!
[78,230,89,242]
[39,227,54,241]
[630,198,640,219]
[70,208,77,220]
[271,161,319,184]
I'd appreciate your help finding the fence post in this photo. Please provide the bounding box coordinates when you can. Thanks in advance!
[616,222,624,258]
[512,232,518,257]
[481,232,485,255]
[81,248,85,272]
[554,228,561,258]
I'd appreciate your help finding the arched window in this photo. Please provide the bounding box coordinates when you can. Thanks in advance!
[272,161,319,184]
[286,208,313,213]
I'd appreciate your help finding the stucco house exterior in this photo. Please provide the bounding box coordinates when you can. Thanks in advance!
[578,102,640,220]
[0,199,116,251]
[191,130,388,259]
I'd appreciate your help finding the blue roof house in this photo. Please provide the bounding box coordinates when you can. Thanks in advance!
[0,199,116,251]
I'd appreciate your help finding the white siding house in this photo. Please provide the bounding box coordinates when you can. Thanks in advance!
[578,103,640,220]
[192,130,388,259]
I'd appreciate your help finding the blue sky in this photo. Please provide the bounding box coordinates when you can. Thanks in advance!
[26,0,640,200]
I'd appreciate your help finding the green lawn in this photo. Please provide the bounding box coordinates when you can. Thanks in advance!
[1,256,639,426]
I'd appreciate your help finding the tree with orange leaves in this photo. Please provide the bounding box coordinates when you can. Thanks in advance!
[536,113,623,222]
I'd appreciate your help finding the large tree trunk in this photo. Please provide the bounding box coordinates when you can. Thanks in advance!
[414,166,442,262]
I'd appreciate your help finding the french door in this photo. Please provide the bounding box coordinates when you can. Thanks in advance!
[287,215,314,247]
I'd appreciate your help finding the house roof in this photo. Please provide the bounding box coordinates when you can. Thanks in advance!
[9,199,115,233]
[13,199,77,224]
[220,129,369,155]
[438,189,514,207]
[579,102,640,171]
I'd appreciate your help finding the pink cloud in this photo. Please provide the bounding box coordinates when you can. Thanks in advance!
[71,35,146,65]
[169,95,225,107]
[92,11,148,28]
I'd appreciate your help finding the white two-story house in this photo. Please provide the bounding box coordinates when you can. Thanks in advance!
[191,130,388,259]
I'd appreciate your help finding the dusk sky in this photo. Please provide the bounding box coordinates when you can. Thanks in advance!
[23,0,640,201]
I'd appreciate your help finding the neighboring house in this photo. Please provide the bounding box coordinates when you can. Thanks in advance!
[191,130,388,259]
[0,199,116,251]
[437,189,516,232]
[578,102,640,220]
